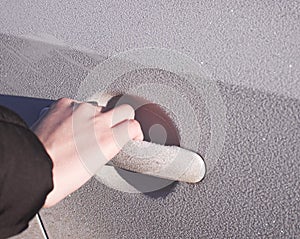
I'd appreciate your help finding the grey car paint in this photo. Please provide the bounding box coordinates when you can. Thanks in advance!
[0,0,299,238]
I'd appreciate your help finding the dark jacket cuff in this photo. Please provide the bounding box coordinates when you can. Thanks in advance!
[0,105,53,239]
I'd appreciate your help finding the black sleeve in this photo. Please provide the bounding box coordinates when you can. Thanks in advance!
[0,105,53,239]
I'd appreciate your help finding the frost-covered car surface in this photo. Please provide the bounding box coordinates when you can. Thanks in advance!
[0,0,299,238]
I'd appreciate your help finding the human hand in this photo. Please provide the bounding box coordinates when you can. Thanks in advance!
[31,98,143,207]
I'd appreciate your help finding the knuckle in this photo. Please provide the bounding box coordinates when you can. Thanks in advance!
[122,104,135,115]
[76,102,96,112]
[56,97,72,106]
[98,133,110,145]
[129,119,141,132]
[77,102,89,109]
[96,132,109,147]
[50,98,73,111]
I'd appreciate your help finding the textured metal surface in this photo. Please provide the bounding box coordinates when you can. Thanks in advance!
[0,0,299,238]
[0,0,299,99]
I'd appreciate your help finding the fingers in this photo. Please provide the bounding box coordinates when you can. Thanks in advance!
[86,92,115,107]
[51,98,102,111]
[97,119,143,161]
[54,100,103,122]
[49,99,136,131]
[71,102,103,116]
[47,98,79,117]
[46,98,143,162]
[111,119,144,147]
[50,98,77,109]
[100,104,135,127]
